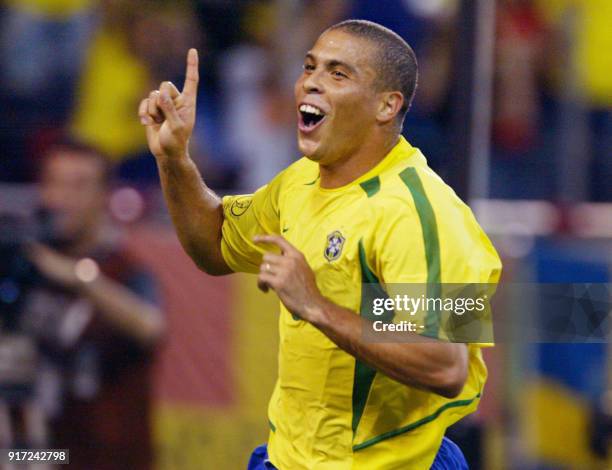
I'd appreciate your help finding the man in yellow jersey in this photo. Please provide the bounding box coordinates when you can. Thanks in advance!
[139,20,501,470]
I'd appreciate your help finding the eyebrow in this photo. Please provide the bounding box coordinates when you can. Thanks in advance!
[305,52,357,75]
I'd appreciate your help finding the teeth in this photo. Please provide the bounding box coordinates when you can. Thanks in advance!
[299,104,324,116]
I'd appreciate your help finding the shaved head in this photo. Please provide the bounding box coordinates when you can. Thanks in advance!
[326,19,418,124]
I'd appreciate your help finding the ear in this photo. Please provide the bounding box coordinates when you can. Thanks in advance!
[376,91,404,124]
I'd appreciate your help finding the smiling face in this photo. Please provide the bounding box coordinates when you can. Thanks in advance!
[294,29,383,164]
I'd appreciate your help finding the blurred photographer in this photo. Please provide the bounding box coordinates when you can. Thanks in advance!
[1,141,164,469]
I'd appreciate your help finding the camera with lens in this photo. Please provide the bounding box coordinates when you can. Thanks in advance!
[0,209,56,404]
[0,210,56,325]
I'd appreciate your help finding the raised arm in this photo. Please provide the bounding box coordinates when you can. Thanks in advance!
[138,49,230,275]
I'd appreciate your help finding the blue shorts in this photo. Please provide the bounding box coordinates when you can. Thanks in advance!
[247,444,276,470]
[431,437,469,470]
[247,436,468,469]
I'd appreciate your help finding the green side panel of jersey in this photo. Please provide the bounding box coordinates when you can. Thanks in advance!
[352,240,390,435]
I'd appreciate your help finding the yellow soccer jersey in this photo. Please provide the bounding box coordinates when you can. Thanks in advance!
[221,137,502,469]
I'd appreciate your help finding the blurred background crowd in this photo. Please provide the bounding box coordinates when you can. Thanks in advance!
[0,0,610,469]
[0,0,610,200]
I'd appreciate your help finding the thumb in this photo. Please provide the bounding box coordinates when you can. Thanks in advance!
[257,276,270,293]
[158,91,184,131]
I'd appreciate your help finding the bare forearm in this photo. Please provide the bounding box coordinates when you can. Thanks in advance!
[80,274,164,347]
[253,236,468,398]
[307,299,468,398]
[156,154,230,275]
[139,49,230,275]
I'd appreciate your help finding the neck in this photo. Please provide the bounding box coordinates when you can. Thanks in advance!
[65,217,107,257]
[319,132,399,189]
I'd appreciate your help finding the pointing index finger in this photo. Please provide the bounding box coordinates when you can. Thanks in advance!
[182,48,199,99]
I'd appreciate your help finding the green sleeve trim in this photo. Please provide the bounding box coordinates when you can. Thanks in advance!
[353,393,481,452]
[398,167,442,337]
[268,419,276,432]
[359,176,381,198]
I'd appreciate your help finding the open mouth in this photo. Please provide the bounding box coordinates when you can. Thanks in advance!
[298,104,327,133]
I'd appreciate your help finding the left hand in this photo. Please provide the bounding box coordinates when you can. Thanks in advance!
[254,235,326,322]
[27,243,82,290]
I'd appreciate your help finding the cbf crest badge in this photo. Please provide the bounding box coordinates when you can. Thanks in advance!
[324,230,345,262]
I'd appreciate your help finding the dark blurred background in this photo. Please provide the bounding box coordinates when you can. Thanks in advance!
[0,1,610,469]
